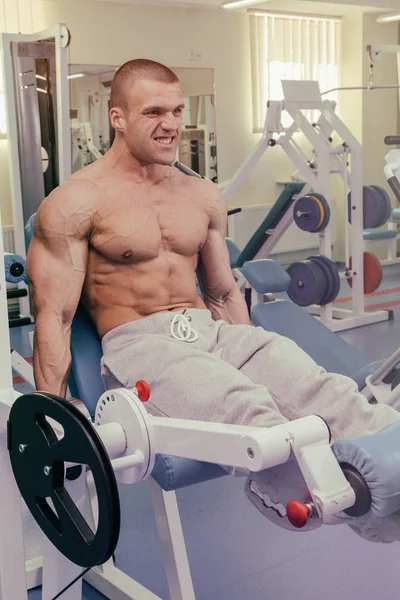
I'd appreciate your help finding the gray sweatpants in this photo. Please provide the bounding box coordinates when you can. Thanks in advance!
[101,308,399,443]
[101,308,400,542]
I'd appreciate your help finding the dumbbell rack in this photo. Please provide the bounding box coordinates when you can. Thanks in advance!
[223,80,390,332]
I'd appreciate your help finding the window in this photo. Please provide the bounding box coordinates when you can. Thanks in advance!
[250,13,341,132]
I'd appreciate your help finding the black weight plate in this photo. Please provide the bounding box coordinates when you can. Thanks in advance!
[8,392,120,568]
[310,255,340,304]
[287,260,325,306]
[294,196,324,232]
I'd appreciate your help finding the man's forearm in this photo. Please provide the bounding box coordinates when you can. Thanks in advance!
[204,285,251,325]
[33,315,72,397]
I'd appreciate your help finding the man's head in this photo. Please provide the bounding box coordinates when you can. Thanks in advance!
[109,59,184,166]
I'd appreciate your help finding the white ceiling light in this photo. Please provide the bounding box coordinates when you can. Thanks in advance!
[220,0,268,10]
[377,12,400,23]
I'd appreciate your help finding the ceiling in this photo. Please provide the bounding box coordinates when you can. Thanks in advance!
[91,0,400,14]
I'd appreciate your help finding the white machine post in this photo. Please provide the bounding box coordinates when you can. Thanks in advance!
[0,205,27,599]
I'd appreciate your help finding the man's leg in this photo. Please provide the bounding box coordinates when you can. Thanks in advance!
[101,313,289,475]
[214,322,400,441]
[212,321,400,540]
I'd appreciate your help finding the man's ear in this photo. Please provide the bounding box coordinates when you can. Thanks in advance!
[109,107,126,132]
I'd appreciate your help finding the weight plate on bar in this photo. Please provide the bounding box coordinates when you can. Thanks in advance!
[287,260,326,306]
[293,194,330,233]
[348,186,382,229]
[347,251,383,294]
[8,392,120,568]
[308,256,340,305]
[308,193,331,232]
[370,185,392,227]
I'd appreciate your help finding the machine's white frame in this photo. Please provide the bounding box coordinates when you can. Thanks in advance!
[0,25,71,320]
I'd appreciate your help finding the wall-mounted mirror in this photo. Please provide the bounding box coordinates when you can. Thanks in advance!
[68,64,218,181]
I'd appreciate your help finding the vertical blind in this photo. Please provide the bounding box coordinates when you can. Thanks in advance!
[250,13,341,132]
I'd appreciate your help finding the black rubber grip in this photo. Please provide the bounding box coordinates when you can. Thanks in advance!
[7,288,28,299]
[9,317,32,328]
[384,135,400,146]
[228,208,242,216]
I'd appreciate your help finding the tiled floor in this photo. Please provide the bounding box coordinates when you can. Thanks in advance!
[15,264,400,599]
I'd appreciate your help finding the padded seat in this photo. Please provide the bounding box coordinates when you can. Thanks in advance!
[363,228,397,241]
[225,237,242,270]
[70,304,227,491]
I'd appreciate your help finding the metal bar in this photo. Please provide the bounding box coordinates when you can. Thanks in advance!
[322,84,400,95]
[369,348,400,386]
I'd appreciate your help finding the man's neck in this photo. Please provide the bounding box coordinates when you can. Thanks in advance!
[104,138,169,183]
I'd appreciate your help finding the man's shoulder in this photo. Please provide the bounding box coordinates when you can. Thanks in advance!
[180,172,224,204]
[36,170,102,238]
[43,167,102,211]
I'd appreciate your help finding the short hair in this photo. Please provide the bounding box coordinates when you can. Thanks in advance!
[110,59,179,111]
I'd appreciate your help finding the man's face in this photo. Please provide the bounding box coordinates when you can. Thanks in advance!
[118,79,184,166]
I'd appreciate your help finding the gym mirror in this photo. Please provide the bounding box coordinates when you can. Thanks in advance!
[68,64,218,181]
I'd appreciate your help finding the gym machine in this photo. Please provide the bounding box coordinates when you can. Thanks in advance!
[0,25,71,323]
[4,218,400,599]
[221,80,390,332]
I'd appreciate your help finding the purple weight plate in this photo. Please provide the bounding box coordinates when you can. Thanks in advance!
[348,186,381,229]
[287,260,326,306]
[294,196,323,232]
[370,185,392,227]
[309,255,340,304]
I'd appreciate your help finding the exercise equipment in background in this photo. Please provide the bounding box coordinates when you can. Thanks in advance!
[4,253,31,328]
[293,193,330,233]
[287,256,340,307]
[347,252,383,295]
[221,80,390,333]
[347,185,392,229]
[1,25,71,324]
[361,134,400,268]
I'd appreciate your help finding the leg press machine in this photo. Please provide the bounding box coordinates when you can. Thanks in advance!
[1,218,400,600]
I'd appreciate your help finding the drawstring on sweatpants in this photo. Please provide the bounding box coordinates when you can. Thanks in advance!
[170,310,198,342]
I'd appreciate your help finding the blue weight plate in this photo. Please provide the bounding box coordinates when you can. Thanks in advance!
[368,185,386,228]
[287,260,326,306]
[348,186,381,229]
[309,255,340,304]
[370,185,392,227]
[294,196,324,232]
[308,256,332,305]
[321,256,340,303]
[308,193,331,232]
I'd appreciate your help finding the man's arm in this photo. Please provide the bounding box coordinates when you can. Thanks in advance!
[26,183,93,396]
[197,184,250,325]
